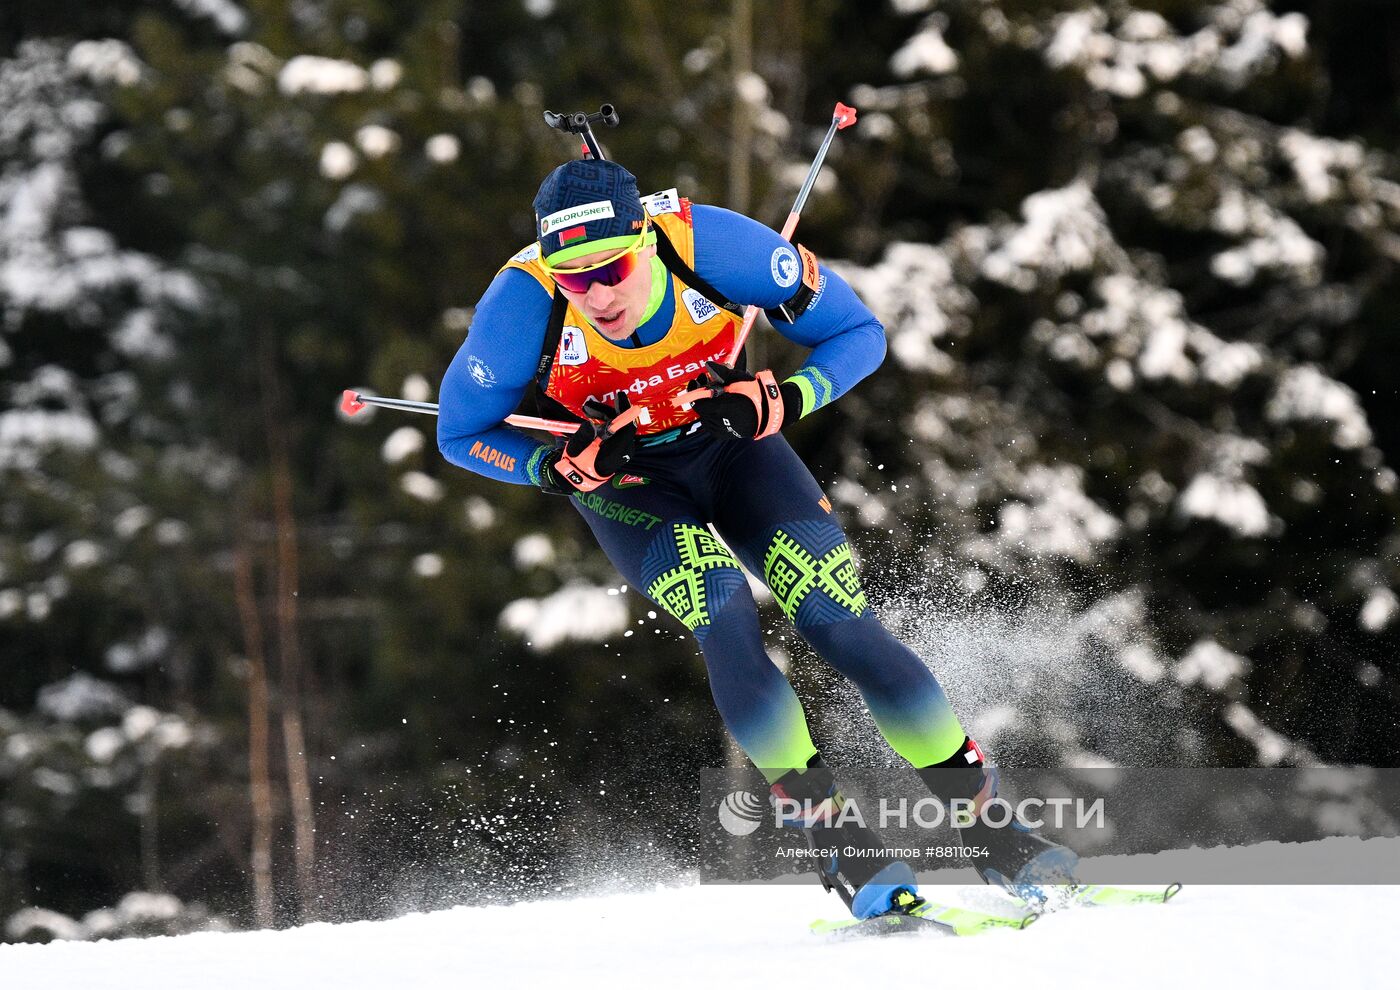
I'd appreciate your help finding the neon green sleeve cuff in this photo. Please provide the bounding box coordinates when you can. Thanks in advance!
[524,443,553,486]
[783,369,834,418]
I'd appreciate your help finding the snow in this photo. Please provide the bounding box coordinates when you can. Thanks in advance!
[6,892,228,946]
[104,627,171,673]
[113,309,175,360]
[1,43,200,335]
[66,40,143,87]
[1178,473,1272,537]
[838,243,967,374]
[1178,125,1217,164]
[1173,639,1250,692]
[1137,318,1191,382]
[465,76,496,105]
[1359,589,1398,632]
[172,0,249,36]
[1117,644,1166,684]
[5,908,86,943]
[500,582,630,652]
[1044,2,1309,96]
[354,124,399,158]
[1266,365,1373,449]
[223,42,279,95]
[890,23,959,77]
[325,184,382,232]
[982,181,1114,290]
[1193,333,1262,388]
[734,72,769,106]
[1224,702,1314,765]
[368,59,402,91]
[463,497,496,531]
[425,134,460,164]
[399,471,445,502]
[412,553,444,579]
[84,727,125,763]
[994,465,1121,563]
[1211,213,1324,286]
[153,519,191,545]
[381,426,425,464]
[2,847,1398,989]
[1,589,25,620]
[512,534,556,569]
[62,539,102,569]
[319,141,357,179]
[121,706,193,750]
[277,56,369,96]
[35,673,129,722]
[1279,129,1363,203]
[401,374,433,402]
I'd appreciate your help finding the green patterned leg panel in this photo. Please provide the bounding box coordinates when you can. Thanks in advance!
[643,522,746,640]
[764,522,867,627]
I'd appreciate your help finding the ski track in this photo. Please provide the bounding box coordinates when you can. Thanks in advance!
[2,883,1396,989]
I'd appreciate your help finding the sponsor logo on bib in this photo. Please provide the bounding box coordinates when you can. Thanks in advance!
[642,187,682,216]
[559,325,589,366]
[681,288,720,324]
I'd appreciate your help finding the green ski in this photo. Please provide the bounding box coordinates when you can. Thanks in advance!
[1020,882,1183,914]
[812,898,1036,938]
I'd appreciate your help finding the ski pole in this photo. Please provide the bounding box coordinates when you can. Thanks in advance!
[339,389,650,435]
[340,389,578,433]
[672,101,856,410]
[731,101,856,364]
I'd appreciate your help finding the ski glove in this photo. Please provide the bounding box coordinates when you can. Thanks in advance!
[540,393,640,495]
[685,361,802,441]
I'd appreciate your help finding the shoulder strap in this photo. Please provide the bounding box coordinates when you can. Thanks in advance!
[515,288,585,424]
[652,223,742,315]
[533,288,569,386]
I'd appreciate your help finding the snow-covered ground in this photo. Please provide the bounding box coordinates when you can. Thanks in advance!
[4,841,1399,990]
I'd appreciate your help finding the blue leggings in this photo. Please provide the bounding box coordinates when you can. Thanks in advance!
[570,431,966,782]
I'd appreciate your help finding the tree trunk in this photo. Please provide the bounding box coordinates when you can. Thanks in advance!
[233,534,277,929]
[260,339,318,920]
[138,758,161,892]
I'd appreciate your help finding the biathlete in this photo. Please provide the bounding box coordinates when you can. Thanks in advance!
[437,156,1071,920]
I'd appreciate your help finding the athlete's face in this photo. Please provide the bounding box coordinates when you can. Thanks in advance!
[554,243,657,340]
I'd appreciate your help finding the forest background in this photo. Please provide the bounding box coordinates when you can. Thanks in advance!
[2,0,1398,941]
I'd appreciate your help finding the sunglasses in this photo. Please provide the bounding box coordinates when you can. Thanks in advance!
[541,224,651,294]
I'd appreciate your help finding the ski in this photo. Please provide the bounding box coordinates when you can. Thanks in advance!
[1075,882,1182,908]
[812,898,1037,938]
[1016,882,1183,914]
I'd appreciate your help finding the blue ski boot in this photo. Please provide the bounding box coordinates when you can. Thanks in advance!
[918,737,1079,904]
[771,755,922,920]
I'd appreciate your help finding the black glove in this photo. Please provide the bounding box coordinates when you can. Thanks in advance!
[540,393,640,494]
[686,361,802,440]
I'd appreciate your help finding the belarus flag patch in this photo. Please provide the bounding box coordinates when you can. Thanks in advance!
[559,225,587,245]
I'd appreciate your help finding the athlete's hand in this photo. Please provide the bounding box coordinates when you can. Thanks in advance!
[684,361,802,441]
[540,393,640,494]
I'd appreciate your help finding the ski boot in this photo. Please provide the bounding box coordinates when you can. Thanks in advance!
[918,737,1079,904]
[771,755,923,920]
